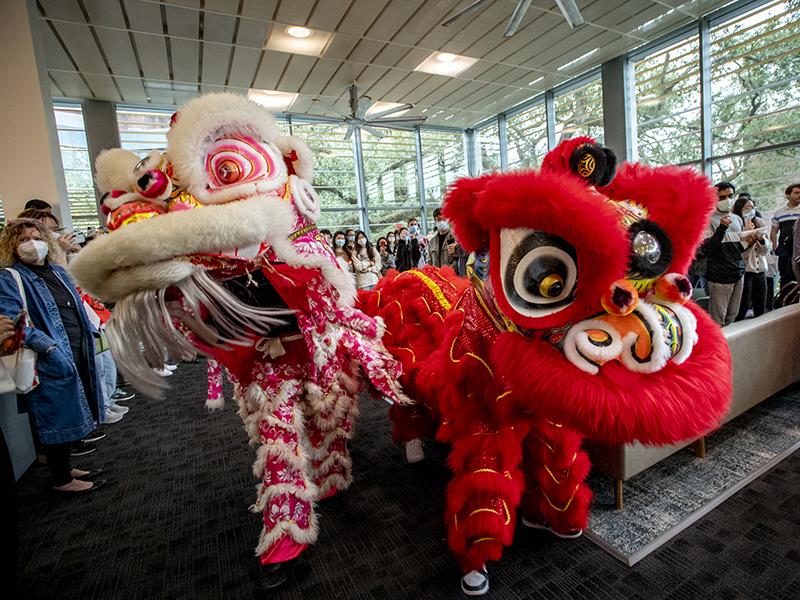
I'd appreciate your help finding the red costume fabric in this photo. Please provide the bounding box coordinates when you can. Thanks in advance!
[359,138,732,573]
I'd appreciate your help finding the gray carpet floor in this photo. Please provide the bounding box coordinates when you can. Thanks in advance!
[14,361,800,599]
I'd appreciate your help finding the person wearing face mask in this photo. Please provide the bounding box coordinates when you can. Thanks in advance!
[407,218,428,267]
[332,230,354,278]
[394,227,420,272]
[351,231,382,290]
[0,219,104,495]
[701,182,755,326]
[428,208,458,269]
[732,196,771,320]
[344,228,357,254]
[16,208,80,267]
[376,237,395,276]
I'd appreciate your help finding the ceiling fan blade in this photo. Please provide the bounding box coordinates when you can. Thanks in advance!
[503,0,532,37]
[361,125,385,139]
[357,96,372,119]
[369,116,428,125]
[441,0,494,27]
[311,98,350,119]
[344,123,356,141]
[366,103,414,120]
[555,0,585,28]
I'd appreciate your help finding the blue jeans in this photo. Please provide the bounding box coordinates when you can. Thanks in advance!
[95,350,118,411]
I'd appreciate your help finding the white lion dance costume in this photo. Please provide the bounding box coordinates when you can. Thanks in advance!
[71,94,407,581]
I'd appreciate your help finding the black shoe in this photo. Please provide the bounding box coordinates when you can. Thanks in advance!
[70,442,97,457]
[261,563,288,590]
[82,428,107,443]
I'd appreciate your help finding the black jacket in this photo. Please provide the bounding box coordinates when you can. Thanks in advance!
[702,222,747,284]
[395,239,420,272]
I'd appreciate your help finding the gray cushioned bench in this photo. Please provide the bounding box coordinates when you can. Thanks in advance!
[588,303,800,509]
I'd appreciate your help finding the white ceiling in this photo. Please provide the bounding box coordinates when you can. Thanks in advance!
[37,0,735,127]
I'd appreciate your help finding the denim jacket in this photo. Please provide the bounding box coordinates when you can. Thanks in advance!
[0,262,102,445]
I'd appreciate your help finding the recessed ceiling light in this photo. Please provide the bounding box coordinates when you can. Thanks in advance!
[266,24,333,57]
[247,89,298,111]
[286,26,312,38]
[415,51,478,77]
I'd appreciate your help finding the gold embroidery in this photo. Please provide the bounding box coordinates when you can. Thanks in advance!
[407,270,452,310]
[577,153,596,178]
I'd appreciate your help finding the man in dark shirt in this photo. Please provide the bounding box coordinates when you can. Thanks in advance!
[428,208,457,269]
[770,183,800,288]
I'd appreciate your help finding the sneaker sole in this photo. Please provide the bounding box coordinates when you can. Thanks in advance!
[461,572,489,596]
[70,448,97,457]
[521,518,582,539]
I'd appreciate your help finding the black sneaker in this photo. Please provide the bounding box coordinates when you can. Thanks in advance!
[82,428,107,443]
[70,442,97,457]
[111,388,135,402]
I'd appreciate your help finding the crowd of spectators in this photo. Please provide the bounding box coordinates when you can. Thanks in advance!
[696,181,800,327]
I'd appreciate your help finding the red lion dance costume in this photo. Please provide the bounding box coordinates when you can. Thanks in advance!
[71,94,407,588]
[359,138,732,595]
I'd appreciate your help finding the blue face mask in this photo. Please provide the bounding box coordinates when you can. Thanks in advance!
[346,235,355,242]
[436,220,449,232]
[335,239,346,247]
[409,225,419,235]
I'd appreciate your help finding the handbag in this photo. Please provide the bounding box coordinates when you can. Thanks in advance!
[0,268,39,394]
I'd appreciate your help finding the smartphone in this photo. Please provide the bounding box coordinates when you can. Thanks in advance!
[74,232,86,244]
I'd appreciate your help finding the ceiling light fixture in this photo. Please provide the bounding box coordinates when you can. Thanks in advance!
[286,26,312,38]
[528,76,544,86]
[557,48,598,71]
[265,24,333,57]
[366,101,410,117]
[415,51,478,77]
[247,89,298,111]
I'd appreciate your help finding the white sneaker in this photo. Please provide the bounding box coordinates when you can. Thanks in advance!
[104,409,123,424]
[109,403,130,415]
[153,367,173,377]
[521,517,582,539]
[404,439,425,463]
[461,567,489,596]
[164,363,178,371]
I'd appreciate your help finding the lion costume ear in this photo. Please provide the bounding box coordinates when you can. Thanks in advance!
[441,175,493,253]
[542,136,617,188]
[276,135,314,182]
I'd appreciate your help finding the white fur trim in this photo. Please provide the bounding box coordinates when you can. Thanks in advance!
[253,510,319,556]
[205,397,225,411]
[563,318,624,375]
[167,93,284,201]
[70,192,356,306]
[619,303,670,373]
[290,175,321,222]
[95,148,139,193]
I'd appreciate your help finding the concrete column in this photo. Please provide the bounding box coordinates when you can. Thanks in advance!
[601,56,633,162]
[82,99,121,208]
[0,0,70,226]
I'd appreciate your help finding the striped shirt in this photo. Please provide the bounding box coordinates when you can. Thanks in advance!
[771,205,800,254]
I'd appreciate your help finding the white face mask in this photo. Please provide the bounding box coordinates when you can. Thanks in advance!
[717,199,731,213]
[357,238,367,247]
[18,240,49,265]
[743,209,756,221]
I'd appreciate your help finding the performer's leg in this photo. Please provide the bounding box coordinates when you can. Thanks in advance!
[519,416,591,536]
[444,426,527,595]
[303,380,358,499]
[234,378,319,571]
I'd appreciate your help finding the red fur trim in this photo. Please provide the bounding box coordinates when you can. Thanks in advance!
[442,176,495,252]
[491,303,732,446]
[478,170,630,329]
[600,162,717,275]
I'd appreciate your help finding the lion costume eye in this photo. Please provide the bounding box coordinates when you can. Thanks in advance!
[500,228,578,317]
[205,135,277,190]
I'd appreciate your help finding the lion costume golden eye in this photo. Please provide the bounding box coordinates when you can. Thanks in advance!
[500,228,578,317]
